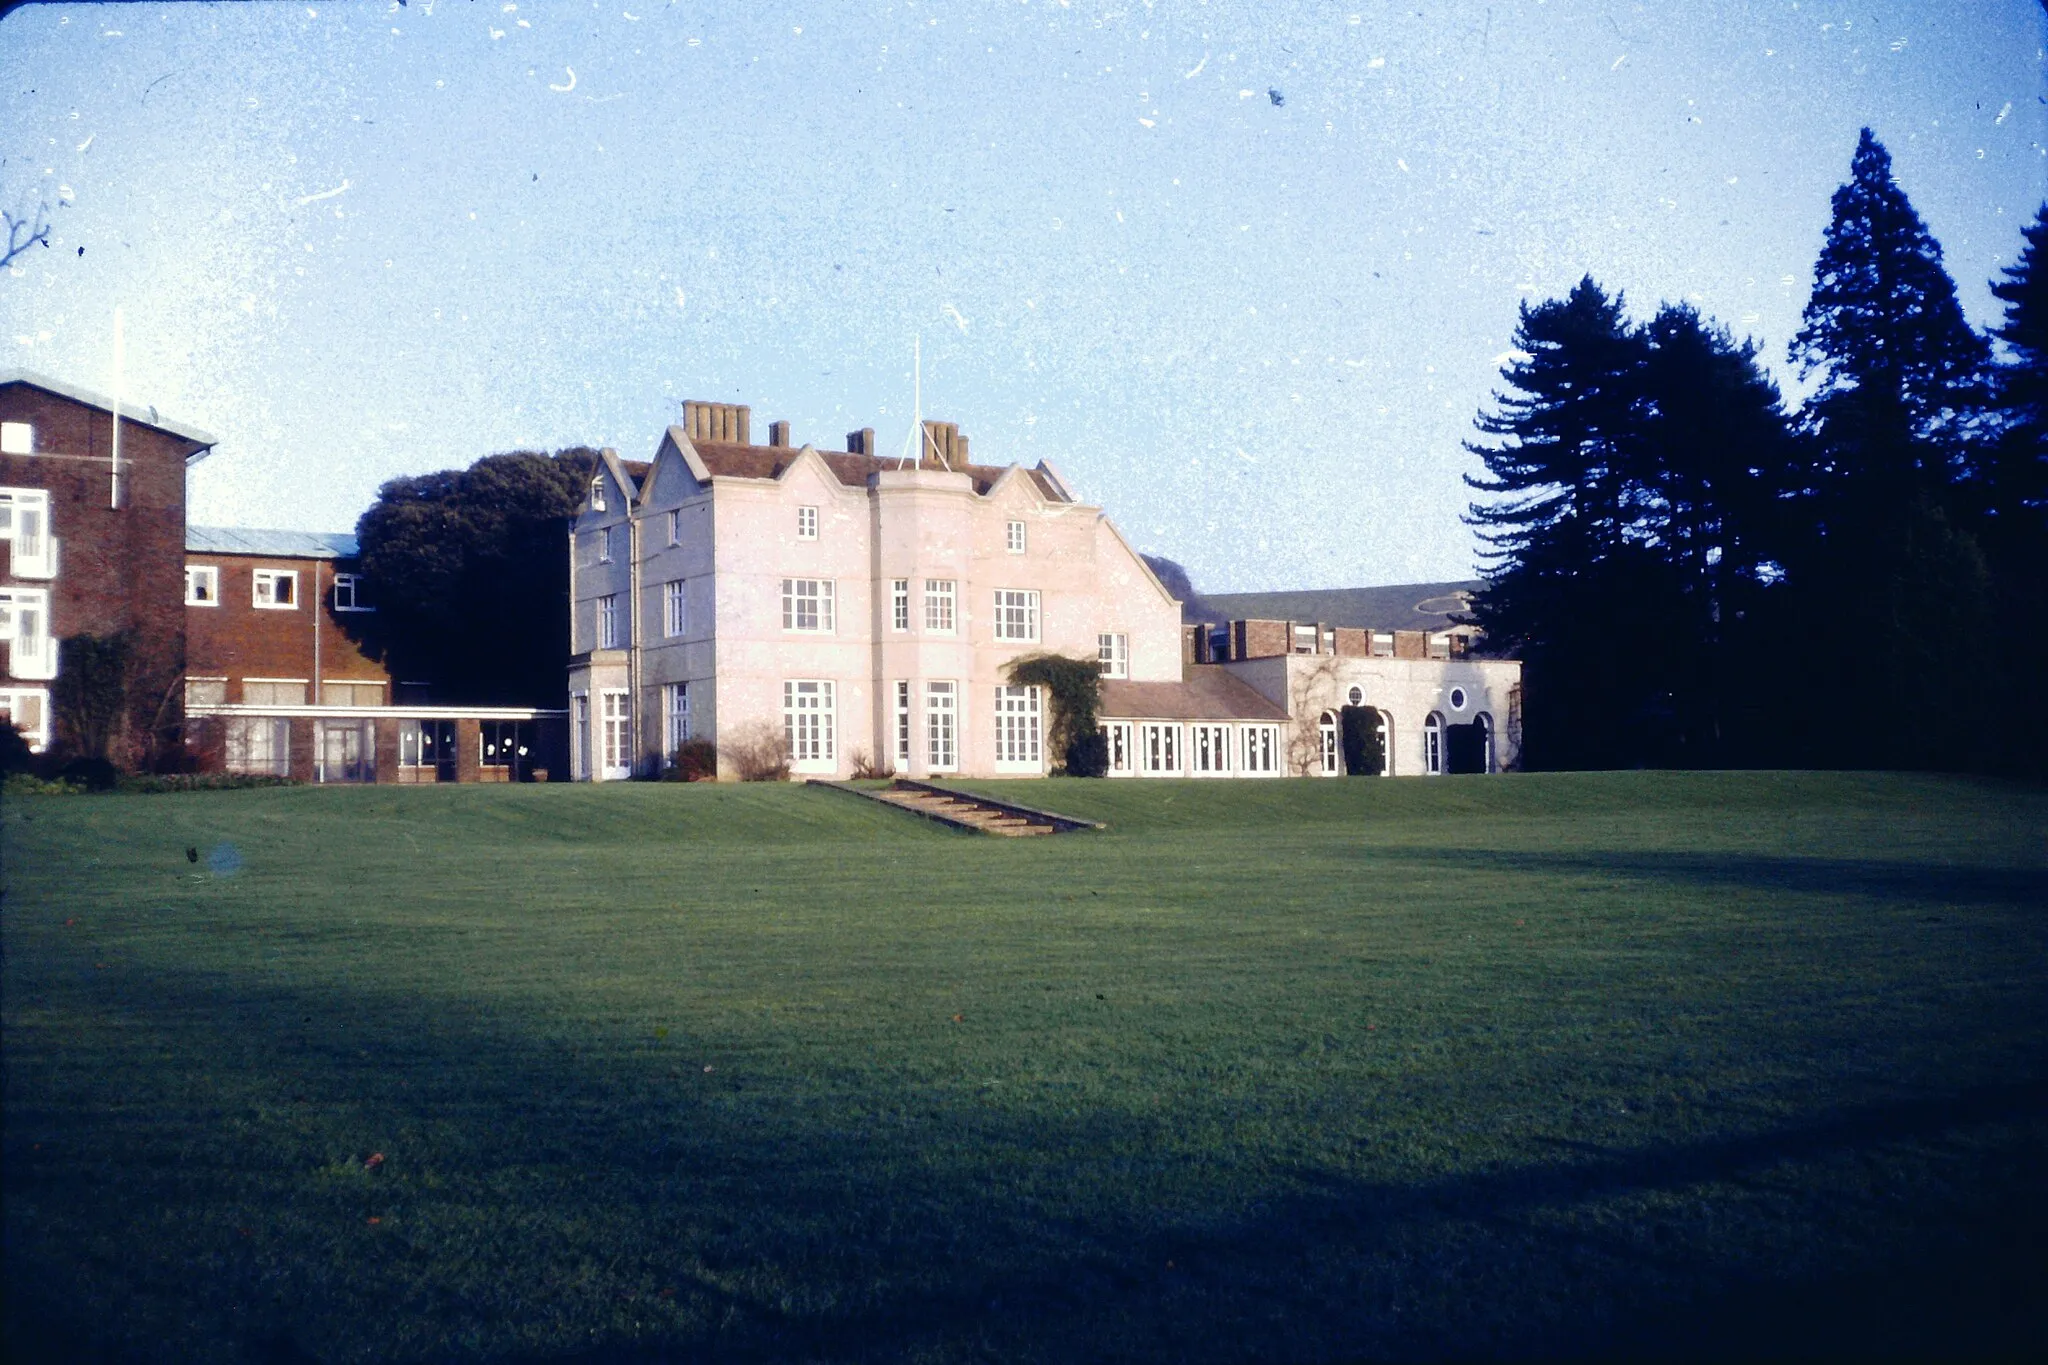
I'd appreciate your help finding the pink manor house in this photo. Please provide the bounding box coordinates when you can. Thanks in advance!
[566,401,1521,783]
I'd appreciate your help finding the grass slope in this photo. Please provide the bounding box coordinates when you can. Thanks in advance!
[3,773,2046,1362]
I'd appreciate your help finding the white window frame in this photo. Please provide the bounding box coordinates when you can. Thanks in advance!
[597,593,620,649]
[1106,721,1135,776]
[241,678,308,705]
[783,679,836,773]
[993,588,1039,643]
[1424,711,1445,775]
[1097,632,1129,679]
[590,478,607,512]
[183,676,228,708]
[1140,722,1181,776]
[796,505,819,540]
[1240,724,1280,775]
[598,526,614,564]
[253,569,298,610]
[663,579,687,638]
[0,422,32,455]
[0,489,55,579]
[600,689,632,780]
[185,564,220,607]
[893,679,912,767]
[1372,631,1395,658]
[891,578,910,633]
[994,684,1043,772]
[1319,712,1341,775]
[923,579,956,634]
[667,508,682,546]
[0,687,51,751]
[0,587,56,680]
[781,577,835,633]
[663,681,691,755]
[224,716,292,776]
[1190,723,1232,776]
[1006,519,1026,554]
[924,680,958,772]
[332,572,370,612]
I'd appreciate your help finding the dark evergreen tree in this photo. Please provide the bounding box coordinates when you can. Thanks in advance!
[1981,204,2048,774]
[1789,128,1991,507]
[1786,129,1996,769]
[351,447,597,707]
[1465,277,1661,768]
[1636,304,1806,764]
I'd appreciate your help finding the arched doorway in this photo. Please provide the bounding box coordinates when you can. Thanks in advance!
[1318,711,1340,775]
[1423,711,1445,775]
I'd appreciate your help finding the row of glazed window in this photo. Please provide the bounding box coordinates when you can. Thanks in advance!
[220,717,539,782]
[183,564,368,611]
[592,501,1035,556]
[590,578,1128,659]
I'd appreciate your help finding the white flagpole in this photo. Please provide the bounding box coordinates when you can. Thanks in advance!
[110,308,124,507]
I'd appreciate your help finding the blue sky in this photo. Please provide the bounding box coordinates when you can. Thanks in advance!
[3,0,2043,591]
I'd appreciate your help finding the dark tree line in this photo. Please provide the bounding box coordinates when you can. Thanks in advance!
[1467,129,2046,774]
[350,447,599,707]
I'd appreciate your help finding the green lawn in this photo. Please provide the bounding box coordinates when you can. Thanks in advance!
[4,773,2046,1362]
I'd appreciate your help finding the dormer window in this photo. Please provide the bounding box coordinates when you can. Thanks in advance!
[797,505,818,540]
[590,478,606,511]
[1006,520,1026,554]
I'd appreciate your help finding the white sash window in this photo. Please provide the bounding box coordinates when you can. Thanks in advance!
[0,489,55,579]
[993,589,1039,642]
[994,685,1042,770]
[894,680,912,766]
[784,679,836,770]
[781,578,835,633]
[923,579,956,634]
[0,588,55,680]
[925,680,957,771]
[0,687,50,751]
[601,689,632,779]
[663,682,691,753]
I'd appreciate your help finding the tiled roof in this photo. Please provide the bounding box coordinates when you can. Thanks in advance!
[186,525,359,559]
[1099,668,1290,722]
[688,440,1064,500]
[1196,581,1484,633]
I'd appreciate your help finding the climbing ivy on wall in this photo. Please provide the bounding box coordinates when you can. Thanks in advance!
[1004,653,1104,776]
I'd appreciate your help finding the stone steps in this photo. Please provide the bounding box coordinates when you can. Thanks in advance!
[807,779,1105,838]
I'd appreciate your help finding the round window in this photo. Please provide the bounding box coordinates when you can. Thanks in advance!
[1346,686,1364,707]
[1449,687,1468,711]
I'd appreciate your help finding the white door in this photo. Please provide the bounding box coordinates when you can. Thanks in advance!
[600,690,631,780]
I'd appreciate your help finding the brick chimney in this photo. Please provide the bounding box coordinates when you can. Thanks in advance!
[768,420,792,447]
[847,427,877,456]
[681,400,752,445]
[920,419,971,470]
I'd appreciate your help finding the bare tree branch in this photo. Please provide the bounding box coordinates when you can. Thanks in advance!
[1,203,52,271]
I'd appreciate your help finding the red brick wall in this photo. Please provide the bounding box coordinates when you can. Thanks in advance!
[186,554,391,702]
[1,382,205,763]
[1235,619,1290,659]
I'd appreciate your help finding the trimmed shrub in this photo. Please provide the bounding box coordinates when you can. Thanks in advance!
[1065,730,1109,778]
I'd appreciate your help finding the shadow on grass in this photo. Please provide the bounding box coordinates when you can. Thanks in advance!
[1376,847,2048,912]
[6,960,2046,1364]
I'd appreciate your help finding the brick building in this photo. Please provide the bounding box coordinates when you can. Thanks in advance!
[181,526,568,783]
[1,370,216,757]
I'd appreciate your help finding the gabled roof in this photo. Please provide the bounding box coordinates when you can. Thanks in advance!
[680,437,1068,501]
[0,368,219,451]
[187,525,359,559]
[1099,668,1290,723]
[1197,582,1484,633]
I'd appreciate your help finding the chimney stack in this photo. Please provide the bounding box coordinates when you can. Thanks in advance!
[681,400,753,445]
[847,427,877,456]
[768,420,792,448]
[921,419,967,470]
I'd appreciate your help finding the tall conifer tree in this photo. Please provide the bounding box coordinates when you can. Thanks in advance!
[1787,129,1995,769]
